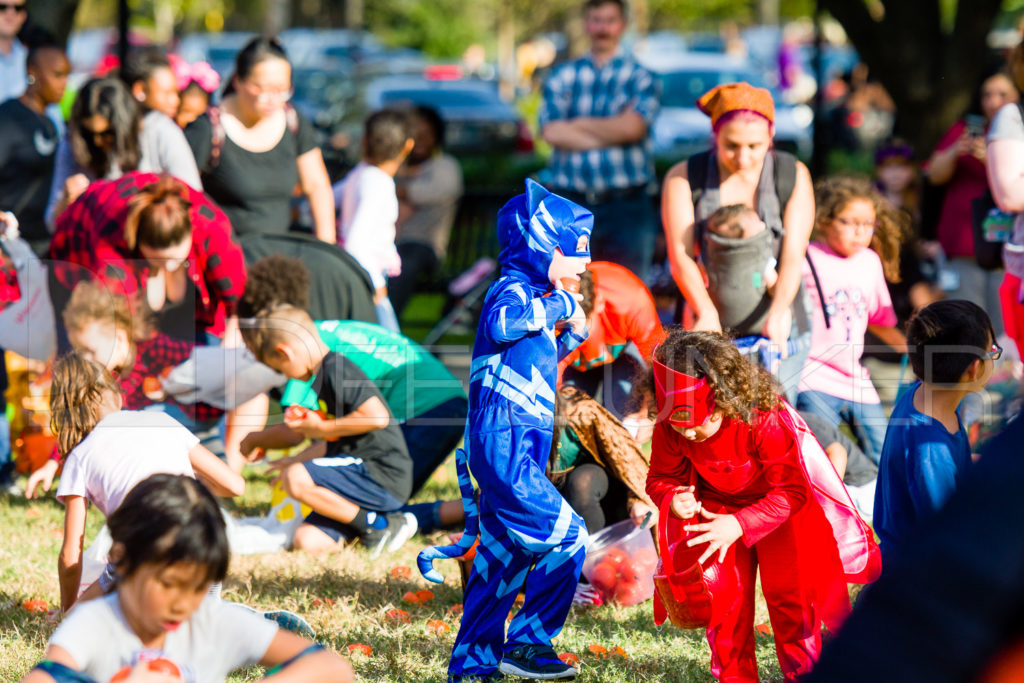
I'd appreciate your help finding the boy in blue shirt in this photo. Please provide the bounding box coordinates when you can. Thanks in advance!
[873,300,999,562]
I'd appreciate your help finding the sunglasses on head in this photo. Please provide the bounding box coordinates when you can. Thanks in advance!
[0,3,27,12]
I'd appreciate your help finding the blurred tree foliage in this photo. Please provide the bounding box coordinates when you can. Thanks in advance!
[362,0,817,58]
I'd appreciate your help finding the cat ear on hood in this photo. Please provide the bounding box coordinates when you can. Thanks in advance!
[525,178,551,215]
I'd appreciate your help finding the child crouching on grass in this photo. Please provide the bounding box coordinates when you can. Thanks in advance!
[643,330,879,682]
[22,473,352,683]
[241,304,417,557]
[49,352,244,614]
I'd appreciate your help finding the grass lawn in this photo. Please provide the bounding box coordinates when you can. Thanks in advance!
[0,453,792,683]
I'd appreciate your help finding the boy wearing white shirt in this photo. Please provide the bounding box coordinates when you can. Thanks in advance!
[334,109,414,332]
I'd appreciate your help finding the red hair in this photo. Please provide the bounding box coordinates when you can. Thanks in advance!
[123,176,193,250]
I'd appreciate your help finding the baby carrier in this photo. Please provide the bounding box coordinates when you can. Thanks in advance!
[688,149,813,363]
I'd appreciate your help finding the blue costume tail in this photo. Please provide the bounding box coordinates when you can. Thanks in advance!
[417,447,479,583]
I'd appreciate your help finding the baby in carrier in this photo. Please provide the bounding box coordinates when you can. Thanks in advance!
[703,204,778,335]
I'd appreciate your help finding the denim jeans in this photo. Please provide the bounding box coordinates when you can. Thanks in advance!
[796,390,888,465]
[560,193,657,281]
[400,396,469,496]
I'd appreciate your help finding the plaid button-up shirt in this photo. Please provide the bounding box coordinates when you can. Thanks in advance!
[539,50,660,194]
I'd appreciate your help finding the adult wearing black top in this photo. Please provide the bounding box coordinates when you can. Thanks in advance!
[0,41,68,255]
[185,37,335,242]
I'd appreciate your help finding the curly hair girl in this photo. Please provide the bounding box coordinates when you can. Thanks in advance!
[635,329,780,425]
[813,175,908,283]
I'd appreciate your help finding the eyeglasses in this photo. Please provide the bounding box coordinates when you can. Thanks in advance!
[985,343,1003,361]
[0,3,27,13]
[242,81,293,104]
[834,217,877,234]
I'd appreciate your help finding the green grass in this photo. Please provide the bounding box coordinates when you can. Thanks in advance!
[0,456,790,683]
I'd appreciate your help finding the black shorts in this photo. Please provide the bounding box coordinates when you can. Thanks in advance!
[302,456,404,542]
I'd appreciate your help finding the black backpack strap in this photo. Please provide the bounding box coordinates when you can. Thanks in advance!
[773,150,798,212]
[687,149,712,208]
[804,249,831,329]
[207,106,224,170]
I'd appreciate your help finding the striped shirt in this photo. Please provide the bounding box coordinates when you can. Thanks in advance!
[539,50,660,194]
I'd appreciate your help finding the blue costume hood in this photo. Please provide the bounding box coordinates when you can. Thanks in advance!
[496,179,594,287]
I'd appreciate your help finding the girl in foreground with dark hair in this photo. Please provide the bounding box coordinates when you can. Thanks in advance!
[22,473,353,683]
[643,329,879,682]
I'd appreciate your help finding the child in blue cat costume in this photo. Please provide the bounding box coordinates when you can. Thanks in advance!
[419,179,592,681]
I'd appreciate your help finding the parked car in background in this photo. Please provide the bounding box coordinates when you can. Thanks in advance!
[637,52,814,162]
[177,31,258,82]
[365,72,534,156]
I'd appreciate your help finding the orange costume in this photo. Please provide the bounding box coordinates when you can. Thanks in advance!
[558,262,664,417]
[647,382,879,681]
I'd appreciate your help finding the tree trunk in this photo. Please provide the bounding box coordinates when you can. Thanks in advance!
[264,0,291,36]
[819,0,1002,157]
[25,0,79,47]
[498,4,515,100]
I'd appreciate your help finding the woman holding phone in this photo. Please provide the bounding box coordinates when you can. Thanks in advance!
[925,68,1019,334]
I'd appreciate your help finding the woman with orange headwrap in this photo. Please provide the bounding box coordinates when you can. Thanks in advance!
[661,82,815,401]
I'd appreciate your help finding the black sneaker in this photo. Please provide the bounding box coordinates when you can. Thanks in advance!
[361,511,418,559]
[499,644,577,680]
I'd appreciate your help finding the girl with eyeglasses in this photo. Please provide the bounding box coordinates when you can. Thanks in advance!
[796,175,909,466]
[44,77,202,230]
[184,36,335,243]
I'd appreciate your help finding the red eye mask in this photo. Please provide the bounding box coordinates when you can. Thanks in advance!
[653,358,717,428]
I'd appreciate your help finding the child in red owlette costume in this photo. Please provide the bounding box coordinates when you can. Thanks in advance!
[644,330,880,682]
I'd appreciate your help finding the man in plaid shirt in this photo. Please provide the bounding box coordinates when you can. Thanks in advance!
[539,0,660,279]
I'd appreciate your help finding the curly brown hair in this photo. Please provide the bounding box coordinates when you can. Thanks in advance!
[813,175,908,283]
[237,255,312,319]
[633,329,779,424]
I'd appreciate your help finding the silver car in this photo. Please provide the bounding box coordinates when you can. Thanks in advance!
[637,52,814,161]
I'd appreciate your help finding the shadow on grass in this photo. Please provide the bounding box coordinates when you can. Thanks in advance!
[0,490,64,510]
[225,562,465,614]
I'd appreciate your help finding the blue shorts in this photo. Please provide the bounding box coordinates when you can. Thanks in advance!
[303,457,404,542]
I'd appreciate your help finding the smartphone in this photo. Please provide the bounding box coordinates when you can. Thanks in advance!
[965,114,986,138]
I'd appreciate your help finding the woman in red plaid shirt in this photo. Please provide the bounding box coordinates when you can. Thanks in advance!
[48,171,246,344]
[45,172,261,471]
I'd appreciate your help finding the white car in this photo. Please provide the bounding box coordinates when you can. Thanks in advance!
[637,52,814,161]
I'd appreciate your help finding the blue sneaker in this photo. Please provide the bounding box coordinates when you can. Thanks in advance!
[499,644,577,680]
[229,602,315,639]
[262,609,315,639]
